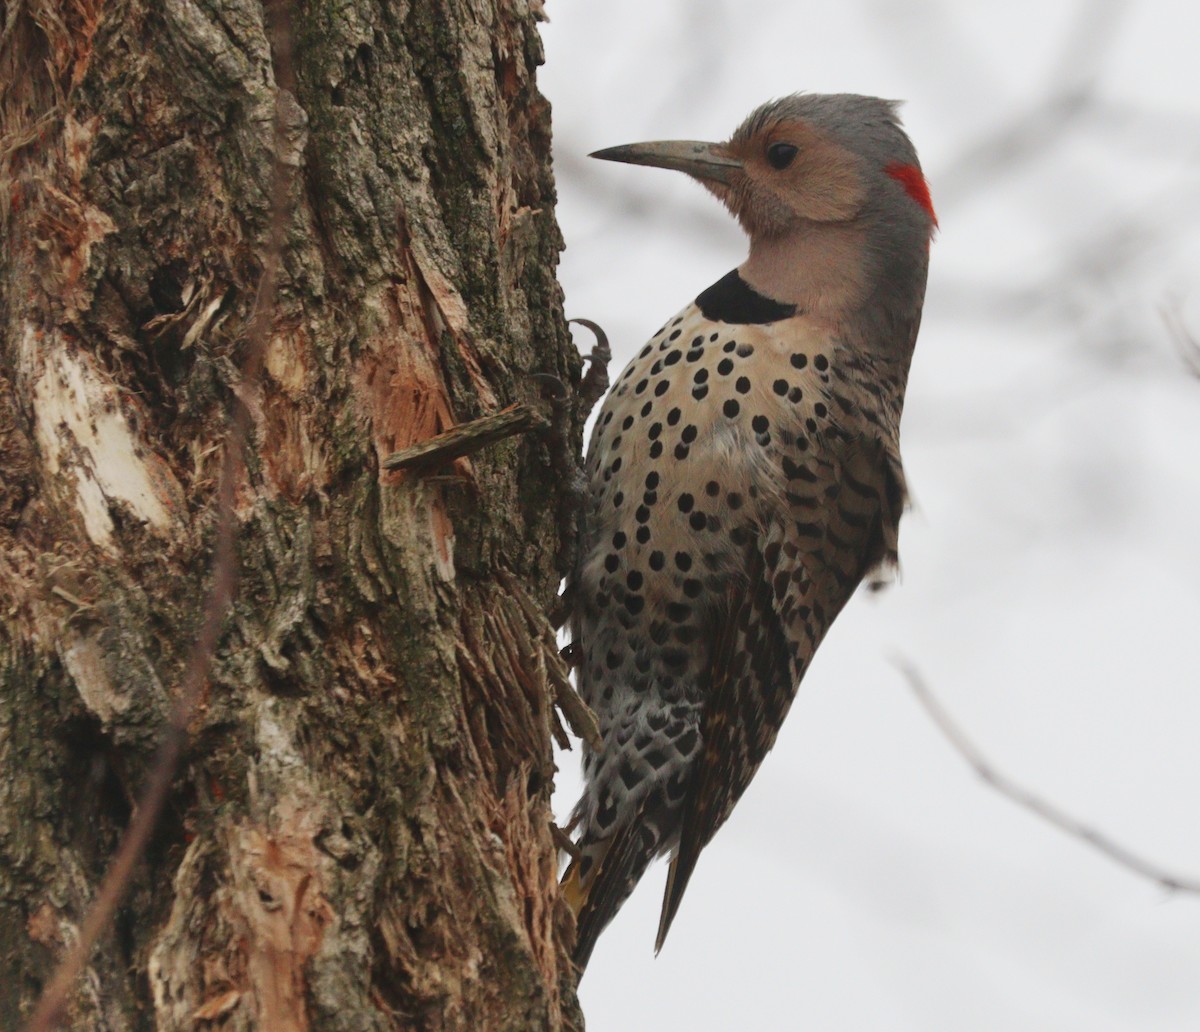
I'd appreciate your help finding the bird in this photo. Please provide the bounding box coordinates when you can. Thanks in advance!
[560,93,936,971]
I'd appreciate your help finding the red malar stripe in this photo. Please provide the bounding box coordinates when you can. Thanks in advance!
[885,162,937,227]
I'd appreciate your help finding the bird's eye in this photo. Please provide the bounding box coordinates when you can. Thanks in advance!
[766,142,798,169]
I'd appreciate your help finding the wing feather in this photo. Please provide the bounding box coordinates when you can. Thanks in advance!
[655,433,903,950]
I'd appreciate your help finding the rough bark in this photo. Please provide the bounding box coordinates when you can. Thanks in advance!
[0,0,583,1028]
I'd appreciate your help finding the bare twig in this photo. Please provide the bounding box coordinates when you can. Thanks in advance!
[894,658,1200,896]
[551,676,602,754]
[381,403,548,472]
[551,822,582,859]
[24,7,298,1029]
[1162,302,1200,381]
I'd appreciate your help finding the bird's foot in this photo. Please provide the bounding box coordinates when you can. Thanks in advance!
[535,320,612,585]
[570,318,612,421]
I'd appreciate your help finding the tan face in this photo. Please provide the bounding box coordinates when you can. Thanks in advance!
[716,118,869,236]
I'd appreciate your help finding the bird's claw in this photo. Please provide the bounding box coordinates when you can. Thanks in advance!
[569,319,612,418]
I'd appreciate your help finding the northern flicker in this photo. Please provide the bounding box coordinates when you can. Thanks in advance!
[561,94,936,970]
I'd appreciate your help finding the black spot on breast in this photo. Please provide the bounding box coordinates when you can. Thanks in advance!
[667,773,688,801]
[662,648,689,671]
[597,794,618,827]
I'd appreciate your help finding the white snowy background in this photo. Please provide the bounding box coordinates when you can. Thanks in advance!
[540,1,1200,1029]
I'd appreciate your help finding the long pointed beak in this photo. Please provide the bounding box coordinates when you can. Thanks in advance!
[589,140,741,185]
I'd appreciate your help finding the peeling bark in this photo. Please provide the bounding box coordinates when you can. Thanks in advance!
[0,0,582,1028]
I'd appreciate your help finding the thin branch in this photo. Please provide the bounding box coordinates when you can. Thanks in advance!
[1162,302,1200,381]
[381,404,548,472]
[24,7,298,1029]
[894,658,1200,896]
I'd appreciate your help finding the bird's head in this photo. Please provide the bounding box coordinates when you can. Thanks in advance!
[592,93,935,339]
[592,93,935,240]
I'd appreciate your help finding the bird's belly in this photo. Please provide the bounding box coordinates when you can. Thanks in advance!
[574,306,839,727]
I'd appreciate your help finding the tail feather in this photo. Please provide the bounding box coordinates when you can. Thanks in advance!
[563,810,663,973]
[655,850,698,954]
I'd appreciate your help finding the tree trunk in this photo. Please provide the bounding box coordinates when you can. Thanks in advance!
[0,1,584,1029]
